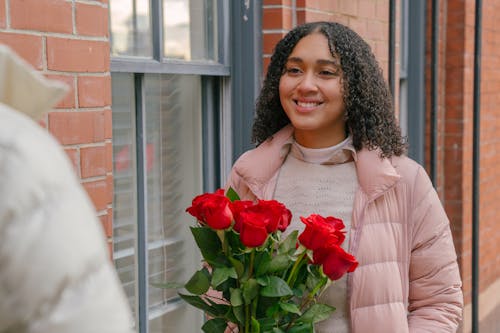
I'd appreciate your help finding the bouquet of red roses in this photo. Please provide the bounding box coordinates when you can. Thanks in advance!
[163,188,358,333]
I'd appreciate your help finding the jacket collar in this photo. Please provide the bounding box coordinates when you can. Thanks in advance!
[233,124,401,201]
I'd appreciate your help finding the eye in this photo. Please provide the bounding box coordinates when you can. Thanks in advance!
[318,68,339,77]
[284,67,302,75]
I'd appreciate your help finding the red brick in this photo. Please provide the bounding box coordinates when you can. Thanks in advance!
[106,174,113,204]
[264,0,292,5]
[358,0,376,18]
[48,111,106,145]
[45,74,75,108]
[104,109,112,140]
[46,37,109,72]
[105,142,113,173]
[0,33,43,69]
[263,8,293,30]
[263,33,286,54]
[338,0,357,16]
[0,0,5,28]
[10,0,72,33]
[375,0,388,20]
[78,75,111,107]
[81,145,107,178]
[83,179,109,211]
[76,3,109,37]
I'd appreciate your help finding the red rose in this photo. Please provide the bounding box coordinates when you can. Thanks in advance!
[186,189,233,230]
[278,208,292,232]
[313,242,358,280]
[254,200,292,233]
[298,214,346,251]
[238,214,269,247]
[230,200,254,232]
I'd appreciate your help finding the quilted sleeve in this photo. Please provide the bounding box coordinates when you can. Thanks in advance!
[407,166,463,332]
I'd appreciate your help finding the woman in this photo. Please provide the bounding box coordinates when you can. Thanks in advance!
[226,21,463,332]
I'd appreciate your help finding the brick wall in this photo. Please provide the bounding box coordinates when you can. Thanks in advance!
[0,0,114,257]
[480,0,500,292]
[262,0,392,80]
[441,0,500,329]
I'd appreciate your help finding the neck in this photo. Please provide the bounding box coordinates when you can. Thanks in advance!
[294,129,347,148]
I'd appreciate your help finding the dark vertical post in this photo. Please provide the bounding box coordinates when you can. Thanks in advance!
[472,0,483,331]
[407,0,426,165]
[231,0,262,162]
[388,0,396,99]
[430,0,439,185]
[134,73,148,333]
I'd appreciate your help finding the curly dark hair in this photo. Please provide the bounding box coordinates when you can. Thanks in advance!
[252,21,406,158]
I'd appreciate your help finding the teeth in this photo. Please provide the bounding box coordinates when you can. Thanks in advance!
[297,101,319,108]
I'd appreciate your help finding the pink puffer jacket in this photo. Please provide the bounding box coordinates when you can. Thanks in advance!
[226,125,463,333]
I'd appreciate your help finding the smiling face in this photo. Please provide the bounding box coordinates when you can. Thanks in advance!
[279,32,346,148]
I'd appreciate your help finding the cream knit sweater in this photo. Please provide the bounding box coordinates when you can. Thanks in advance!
[274,137,358,333]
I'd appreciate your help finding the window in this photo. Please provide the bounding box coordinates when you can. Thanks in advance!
[109,1,229,332]
[399,0,426,164]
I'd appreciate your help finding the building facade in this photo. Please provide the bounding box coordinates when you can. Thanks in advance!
[0,0,498,332]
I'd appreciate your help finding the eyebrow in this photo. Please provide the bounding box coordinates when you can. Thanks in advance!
[286,57,339,67]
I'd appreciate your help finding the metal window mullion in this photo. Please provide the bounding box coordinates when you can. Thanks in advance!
[134,73,149,333]
[218,0,230,66]
[202,77,220,192]
[472,1,483,331]
[388,0,396,99]
[407,0,426,165]
[151,0,163,61]
[430,0,439,185]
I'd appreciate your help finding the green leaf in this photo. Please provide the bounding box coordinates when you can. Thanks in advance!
[255,252,272,276]
[265,301,281,317]
[258,318,276,332]
[191,227,223,263]
[260,276,294,297]
[266,254,291,273]
[185,269,210,295]
[256,275,269,286]
[279,302,301,315]
[230,288,243,307]
[297,303,335,324]
[287,323,313,333]
[201,318,228,333]
[228,256,245,278]
[272,328,286,333]
[226,187,241,202]
[178,293,230,317]
[278,230,298,255]
[251,317,260,333]
[212,267,237,288]
[232,305,244,324]
[242,278,259,304]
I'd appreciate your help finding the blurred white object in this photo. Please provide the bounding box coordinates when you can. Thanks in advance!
[0,44,135,333]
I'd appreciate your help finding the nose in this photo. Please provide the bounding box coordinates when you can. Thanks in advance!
[297,72,318,93]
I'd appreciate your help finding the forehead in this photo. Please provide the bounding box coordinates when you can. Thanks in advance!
[288,32,336,62]
[286,32,341,67]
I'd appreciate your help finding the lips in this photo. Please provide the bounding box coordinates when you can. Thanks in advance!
[294,99,323,112]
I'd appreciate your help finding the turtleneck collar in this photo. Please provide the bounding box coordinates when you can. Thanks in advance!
[289,135,356,165]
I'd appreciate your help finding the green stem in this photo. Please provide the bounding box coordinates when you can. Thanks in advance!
[245,304,250,333]
[300,276,328,310]
[248,249,255,278]
[286,250,306,286]
[217,229,228,255]
[244,249,256,333]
